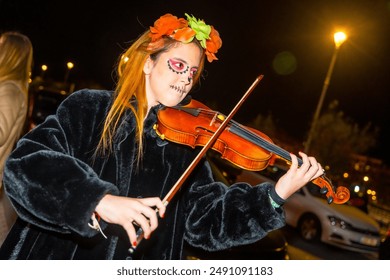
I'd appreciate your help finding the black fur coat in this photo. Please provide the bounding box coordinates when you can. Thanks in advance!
[0,89,285,259]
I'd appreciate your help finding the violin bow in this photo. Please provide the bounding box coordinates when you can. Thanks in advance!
[128,74,264,254]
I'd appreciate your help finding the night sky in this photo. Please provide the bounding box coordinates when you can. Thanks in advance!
[1,0,390,164]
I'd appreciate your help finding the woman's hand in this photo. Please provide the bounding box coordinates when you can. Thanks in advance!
[274,152,324,200]
[95,194,166,247]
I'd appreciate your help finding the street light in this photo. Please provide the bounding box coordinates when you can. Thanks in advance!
[40,64,48,79]
[304,31,347,154]
[64,61,74,83]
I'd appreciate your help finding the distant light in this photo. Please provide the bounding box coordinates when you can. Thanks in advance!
[67,62,74,70]
[354,185,360,193]
[122,55,129,63]
[363,176,369,182]
[272,51,297,75]
[324,165,330,171]
[41,65,48,71]
[343,172,349,179]
[334,32,347,48]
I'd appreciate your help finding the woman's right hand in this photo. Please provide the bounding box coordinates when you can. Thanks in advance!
[95,194,166,247]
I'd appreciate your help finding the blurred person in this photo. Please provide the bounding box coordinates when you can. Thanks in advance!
[0,31,33,245]
[0,13,323,259]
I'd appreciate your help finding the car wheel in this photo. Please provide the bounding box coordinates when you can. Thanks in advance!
[298,213,321,241]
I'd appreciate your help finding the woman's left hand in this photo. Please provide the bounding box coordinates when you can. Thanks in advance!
[274,151,324,200]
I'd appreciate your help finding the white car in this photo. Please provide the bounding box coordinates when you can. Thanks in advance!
[235,163,381,256]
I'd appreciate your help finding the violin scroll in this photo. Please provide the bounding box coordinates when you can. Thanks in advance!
[331,186,350,204]
[313,176,350,204]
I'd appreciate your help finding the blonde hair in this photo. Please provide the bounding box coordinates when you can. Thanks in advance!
[97,30,205,161]
[0,31,33,93]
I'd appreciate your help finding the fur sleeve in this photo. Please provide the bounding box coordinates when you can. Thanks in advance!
[3,89,119,237]
[184,161,285,251]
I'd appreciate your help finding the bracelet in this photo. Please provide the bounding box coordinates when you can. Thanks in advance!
[268,186,285,208]
[88,212,107,239]
[269,195,281,208]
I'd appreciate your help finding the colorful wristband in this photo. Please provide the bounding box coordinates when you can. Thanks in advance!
[268,186,285,207]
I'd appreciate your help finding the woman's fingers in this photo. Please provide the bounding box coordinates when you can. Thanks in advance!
[95,195,166,247]
[290,152,299,170]
[298,151,324,180]
[275,152,325,200]
[122,207,154,247]
[122,220,138,247]
[139,197,166,219]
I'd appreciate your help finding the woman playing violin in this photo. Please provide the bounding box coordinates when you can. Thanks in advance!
[0,13,323,260]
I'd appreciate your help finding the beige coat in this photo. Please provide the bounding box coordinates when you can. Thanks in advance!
[0,80,27,244]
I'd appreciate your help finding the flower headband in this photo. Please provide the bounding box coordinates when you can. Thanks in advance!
[148,13,222,63]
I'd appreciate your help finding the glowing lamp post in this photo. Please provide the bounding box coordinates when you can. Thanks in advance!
[40,64,48,79]
[304,31,347,154]
[64,61,74,84]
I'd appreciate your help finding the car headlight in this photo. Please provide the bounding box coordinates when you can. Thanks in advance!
[328,216,352,230]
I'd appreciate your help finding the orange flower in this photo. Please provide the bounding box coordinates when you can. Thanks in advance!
[172,27,196,43]
[149,14,188,41]
[205,26,222,62]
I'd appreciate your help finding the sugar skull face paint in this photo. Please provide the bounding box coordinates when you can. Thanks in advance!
[143,42,202,109]
[167,58,198,83]
[167,58,189,75]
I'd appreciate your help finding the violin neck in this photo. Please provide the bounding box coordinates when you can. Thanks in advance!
[229,121,304,167]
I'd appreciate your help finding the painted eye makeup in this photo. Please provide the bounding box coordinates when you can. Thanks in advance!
[167,59,189,75]
[189,67,197,78]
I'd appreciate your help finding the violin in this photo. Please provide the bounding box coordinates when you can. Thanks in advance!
[154,98,350,205]
[128,75,349,255]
